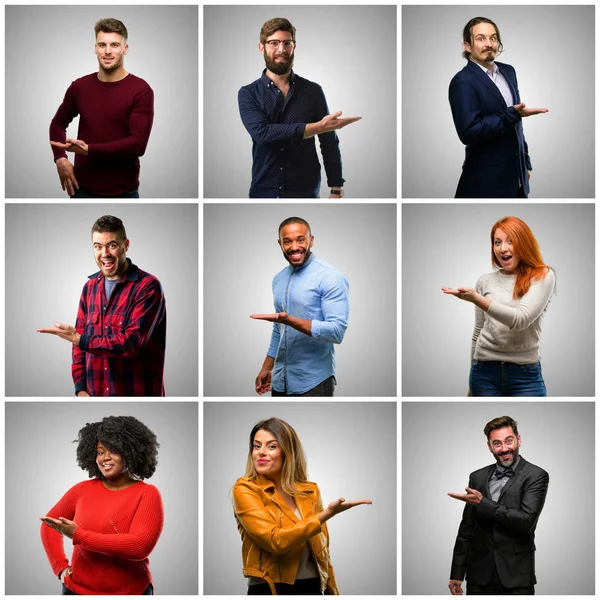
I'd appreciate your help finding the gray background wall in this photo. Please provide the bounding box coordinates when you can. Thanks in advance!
[402,402,595,594]
[204,401,397,595]
[203,203,397,397]
[204,5,397,198]
[402,5,595,198]
[6,402,198,594]
[6,5,198,198]
[6,204,198,396]
[402,204,595,396]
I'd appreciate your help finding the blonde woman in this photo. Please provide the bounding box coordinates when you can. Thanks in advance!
[233,418,371,595]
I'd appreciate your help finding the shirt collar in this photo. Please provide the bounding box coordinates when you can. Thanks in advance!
[471,59,499,77]
[260,68,297,89]
[89,257,139,282]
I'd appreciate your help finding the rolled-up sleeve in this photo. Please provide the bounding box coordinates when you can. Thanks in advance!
[311,271,349,344]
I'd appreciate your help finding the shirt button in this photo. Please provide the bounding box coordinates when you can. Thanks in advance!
[279,186,282,189]
[105,325,108,329]
[280,167,283,171]
[104,367,107,371]
[280,148,284,152]
[105,387,109,391]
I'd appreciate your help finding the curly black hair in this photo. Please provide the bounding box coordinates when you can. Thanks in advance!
[75,416,159,480]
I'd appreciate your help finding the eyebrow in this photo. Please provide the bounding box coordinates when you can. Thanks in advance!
[254,439,277,445]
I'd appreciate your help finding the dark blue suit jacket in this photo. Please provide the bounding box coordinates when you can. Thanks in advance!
[449,60,532,198]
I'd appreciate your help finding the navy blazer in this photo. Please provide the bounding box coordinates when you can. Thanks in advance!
[450,456,549,589]
[449,60,532,198]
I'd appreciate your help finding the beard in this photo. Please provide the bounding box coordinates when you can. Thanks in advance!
[98,54,124,73]
[282,247,311,266]
[264,49,294,75]
[494,446,519,468]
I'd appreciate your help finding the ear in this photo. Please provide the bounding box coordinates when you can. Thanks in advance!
[258,42,265,54]
[124,43,129,56]
[124,238,130,252]
[463,41,472,54]
[309,235,315,248]
[277,237,283,250]
[517,434,522,448]
[487,440,493,453]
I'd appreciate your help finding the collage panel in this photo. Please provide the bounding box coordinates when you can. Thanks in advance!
[402,401,594,595]
[203,203,397,397]
[6,401,198,594]
[203,401,397,595]
[402,203,594,397]
[203,5,396,199]
[6,203,198,397]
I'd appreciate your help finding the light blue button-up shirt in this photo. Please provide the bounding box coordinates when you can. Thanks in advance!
[267,253,349,394]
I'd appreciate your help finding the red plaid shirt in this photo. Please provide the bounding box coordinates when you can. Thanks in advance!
[72,259,166,396]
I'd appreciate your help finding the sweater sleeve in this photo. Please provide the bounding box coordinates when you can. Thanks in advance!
[486,269,555,332]
[49,83,79,162]
[471,278,485,360]
[41,482,82,577]
[72,485,164,560]
[233,481,322,555]
[87,87,154,158]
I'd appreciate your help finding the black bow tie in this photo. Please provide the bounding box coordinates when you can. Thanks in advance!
[494,467,515,479]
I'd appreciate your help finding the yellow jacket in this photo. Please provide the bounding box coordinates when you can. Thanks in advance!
[233,474,339,595]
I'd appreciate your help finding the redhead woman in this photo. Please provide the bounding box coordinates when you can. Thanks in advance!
[233,417,372,595]
[442,216,555,396]
[40,416,164,595]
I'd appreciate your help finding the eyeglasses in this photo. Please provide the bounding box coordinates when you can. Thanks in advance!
[265,39,294,49]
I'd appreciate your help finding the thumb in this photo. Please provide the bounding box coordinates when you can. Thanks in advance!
[514,103,525,109]
[332,110,342,117]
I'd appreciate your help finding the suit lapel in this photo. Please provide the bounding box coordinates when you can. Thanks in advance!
[483,464,496,498]
[466,60,508,109]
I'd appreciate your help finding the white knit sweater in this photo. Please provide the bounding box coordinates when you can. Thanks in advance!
[472,268,555,364]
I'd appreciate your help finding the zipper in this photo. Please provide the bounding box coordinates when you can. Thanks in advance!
[258,548,263,571]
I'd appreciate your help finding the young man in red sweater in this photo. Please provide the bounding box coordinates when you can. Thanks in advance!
[50,18,154,198]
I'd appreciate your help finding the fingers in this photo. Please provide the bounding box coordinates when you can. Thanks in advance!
[72,174,79,190]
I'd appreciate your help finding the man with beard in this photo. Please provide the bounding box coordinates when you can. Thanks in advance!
[448,17,548,198]
[250,217,349,396]
[447,416,549,595]
[49,19,154,197]
[37,215,167,396]
[238,17,361,198]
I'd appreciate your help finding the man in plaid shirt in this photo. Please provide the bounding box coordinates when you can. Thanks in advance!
[38,215,166,396]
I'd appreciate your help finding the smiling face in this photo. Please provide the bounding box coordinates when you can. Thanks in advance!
[465,22,499,67]
[92,231,130,280]
[95,31,128,73]
[493,227,521,274]
[259,29,295,75]
[487,426,522,468]
[278,222,313,267]
[252,429,284,480]
[96,441,126,479]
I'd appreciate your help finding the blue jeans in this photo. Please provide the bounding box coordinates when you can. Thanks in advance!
[70,189,139,198]
[469,360,547,397]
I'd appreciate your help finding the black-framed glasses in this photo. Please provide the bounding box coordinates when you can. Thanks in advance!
[265,39,294,49]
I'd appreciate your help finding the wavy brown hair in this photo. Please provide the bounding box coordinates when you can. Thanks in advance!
[245,417,308,496]
[491,216,551,299]
[462,16,503,60]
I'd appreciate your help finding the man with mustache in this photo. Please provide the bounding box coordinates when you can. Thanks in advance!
[448,416,549,595]
[449,17,548,197]
[37,215,167,396]
[238,17,361,198]
[250,217,349,396]
[49,18,154,198]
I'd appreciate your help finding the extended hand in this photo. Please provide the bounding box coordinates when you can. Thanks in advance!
[449,579,464,595]
[250,311,289,324]
[50,138,89,155]
[441,287,479,303]
[255,368,272,395]
[326,497,373,517]
[319,111,362,134]
[54,157,79,197]
[447,487,483,506]
[40,516,78,539]
[37,323,81,346]
[513,103,548,118]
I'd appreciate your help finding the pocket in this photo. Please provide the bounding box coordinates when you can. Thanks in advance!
[470,360,483,372]
[519,362,541,375]
[86,311,100,334]
[106,313,125,335]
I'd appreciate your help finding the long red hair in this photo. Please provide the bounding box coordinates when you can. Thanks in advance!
[490,216,550,299]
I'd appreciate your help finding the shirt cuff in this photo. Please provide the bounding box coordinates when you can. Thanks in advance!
[74,381,87,396]
[79,334,90,351]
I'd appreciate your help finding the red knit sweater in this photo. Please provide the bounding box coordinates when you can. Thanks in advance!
[49,72,154,196]
[41,479,164,595]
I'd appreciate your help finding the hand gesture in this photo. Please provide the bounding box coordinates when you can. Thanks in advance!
[37,322,81,345]
[250,312,289,323]
[54,158,79,197]
[512,103,548,118]
[319,111,362,133]
[441,287,478,304]
[255,368,272,395]
[448,579,464,595]
[60,566,73,582]
[447,487,483,506]
[326,497,372,517]
[50,138,89,155]
[40,516,78,539]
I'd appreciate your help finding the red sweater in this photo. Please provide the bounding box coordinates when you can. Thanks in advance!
[50,73,154,196]
[41,478,164,595]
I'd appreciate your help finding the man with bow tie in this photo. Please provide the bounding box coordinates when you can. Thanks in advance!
[447,416,549,595]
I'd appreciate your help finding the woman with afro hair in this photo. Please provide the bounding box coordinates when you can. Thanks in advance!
[40,416,164,595]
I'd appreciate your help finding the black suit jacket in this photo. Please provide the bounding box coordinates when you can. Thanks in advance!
[450,456,549,588]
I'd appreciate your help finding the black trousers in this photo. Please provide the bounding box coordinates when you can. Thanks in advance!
[62,583,153,595]
[467,565,534,595]
[271,376,335,397]
[248,577,322,595]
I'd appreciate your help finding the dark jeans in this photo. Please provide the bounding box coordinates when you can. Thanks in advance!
[62,583,153,595]
[70,189,140,198]
[248,577,322,595]
[271,376,335,397]
[469,360,546,397]
[467,565,534,595]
